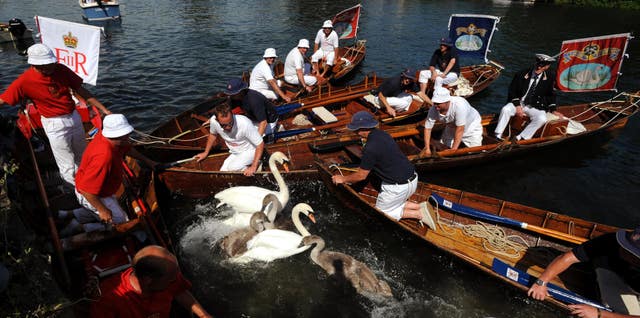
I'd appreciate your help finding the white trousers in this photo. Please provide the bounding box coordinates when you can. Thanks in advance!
[375,92,413,112]
[441,119,484,148]
[284,74,318,86]
[40,110,87,186]
[74,190,129,231]
[311,49,336,66]
[376,176,418,221]
[221,149,256,171]
[418,70,458,90]
[494,103,548,140]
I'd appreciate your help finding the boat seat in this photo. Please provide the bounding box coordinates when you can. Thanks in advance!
[312,107,338,124]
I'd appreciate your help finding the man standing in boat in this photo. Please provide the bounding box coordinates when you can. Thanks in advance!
[249,48,291,103]
[494,53,564,141]
[284,39,317,92]
[91,245,213,318]
[311,20,339,78]
[420,87,483,157]
[194,103,264,176]
[0,43,110,188]
[224,78,279,136]
[331,111,437,230]
[528,226,640,318]
[417,37,460,103]
[364,68,419,118]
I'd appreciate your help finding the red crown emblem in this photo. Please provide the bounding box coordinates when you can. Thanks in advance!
[63,32,78,49]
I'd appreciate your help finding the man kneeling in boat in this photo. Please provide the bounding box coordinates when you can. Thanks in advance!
[91,245,212,318]
[61,114,156,234]
[528,226,640,318]
[419,87,482,157]
[331,111,437,230]
[194,103,265,176]
[365,68,419,118]
[494,53,564,141]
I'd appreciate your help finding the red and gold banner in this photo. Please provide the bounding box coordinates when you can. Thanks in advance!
[556,33,630,92]
[332,4,361,40]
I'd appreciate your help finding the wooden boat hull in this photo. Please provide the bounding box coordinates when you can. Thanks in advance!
[315,158,619,311]
[331,40,367,82]
[456,61,503,98]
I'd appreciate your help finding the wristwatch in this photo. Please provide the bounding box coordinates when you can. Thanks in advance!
[535,279,547,287]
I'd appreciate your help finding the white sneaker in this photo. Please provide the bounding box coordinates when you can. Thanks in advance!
[363,94,381,109]
[419,202,438,231]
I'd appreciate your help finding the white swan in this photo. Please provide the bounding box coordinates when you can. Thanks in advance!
[214,151,290,213]
[218,211,270,258]
[231,203,316,264]
[302,235,393,298]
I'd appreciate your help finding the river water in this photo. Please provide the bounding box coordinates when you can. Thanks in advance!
[2,1,640,317]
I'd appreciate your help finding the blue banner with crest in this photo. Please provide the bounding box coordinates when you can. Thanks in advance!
[448,14,500,63]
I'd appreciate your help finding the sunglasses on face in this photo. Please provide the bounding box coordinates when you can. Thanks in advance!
[219,117,234,129]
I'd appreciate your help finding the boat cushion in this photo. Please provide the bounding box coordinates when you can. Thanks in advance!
[312,107,338,124]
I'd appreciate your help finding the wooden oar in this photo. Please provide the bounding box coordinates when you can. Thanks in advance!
[430,194,587,245]
[492,258,611,311]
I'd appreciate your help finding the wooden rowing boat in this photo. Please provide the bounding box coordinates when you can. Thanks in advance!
[455,61,503,98]
[329,40,367,82]
[135,73,428,161]
[9,103,170,314]
[314,153,621,311]
[371,91,640,171]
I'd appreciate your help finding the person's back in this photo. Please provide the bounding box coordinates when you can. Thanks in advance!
[361,129,414,184]
[249,59,272,91]
[284,47,301,79]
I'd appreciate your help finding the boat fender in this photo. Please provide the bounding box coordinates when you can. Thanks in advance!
[8,18,26,37]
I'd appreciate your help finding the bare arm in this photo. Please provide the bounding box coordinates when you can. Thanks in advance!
[421,127,433,156]
[442,57,457,77]
[267,79,291,103]
[296,68,312,92]
[377,92,396,117]
[195,133,217,162]
[527,251,579,300]
[0,97,5,106]
[451,125,464,150]
[244,142,264,176]
[331,167,369,185]
[74,86,111,115]
[174,290,213,318]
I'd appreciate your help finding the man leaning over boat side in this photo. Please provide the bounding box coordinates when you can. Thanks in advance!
[365,68,420,118]
[528,226,640,318]
[90,245,213,318]
[311,20,339,78]
[284,39,317,92]
[249,48,292,103]
[494,53,565,141]
[60,114,156,234]
[0,43,110,188]
[417,37,460,103]
[224,78,279,136]
[194,103,265,176]
[419,87,483,157]
[331,111,437,230]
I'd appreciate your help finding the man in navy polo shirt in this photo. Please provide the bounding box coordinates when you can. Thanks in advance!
[331,111,436,229]
[224,78,279,136]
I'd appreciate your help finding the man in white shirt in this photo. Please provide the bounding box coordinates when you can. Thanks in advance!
[249,48,291,103]
[421,87,483,157]
[194,103,265,176]
[284,39,317,92]
[311,20,339,78]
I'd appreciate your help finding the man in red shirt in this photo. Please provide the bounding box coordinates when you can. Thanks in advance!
[0,43,110,187]
[70,114,154,232]
[91,245,213,318]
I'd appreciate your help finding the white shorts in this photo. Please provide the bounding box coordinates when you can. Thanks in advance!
[376,175,418,220]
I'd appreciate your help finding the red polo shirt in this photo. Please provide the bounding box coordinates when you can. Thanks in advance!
[0,64,82,118]
[90,267,193,318]
[75,133,130,197]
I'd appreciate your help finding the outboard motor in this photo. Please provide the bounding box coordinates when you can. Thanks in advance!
[8,18,26,37]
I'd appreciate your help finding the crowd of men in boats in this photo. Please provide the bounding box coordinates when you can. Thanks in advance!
[1,20,639,317]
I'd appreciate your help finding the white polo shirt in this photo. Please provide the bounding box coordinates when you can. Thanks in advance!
[249,59,275,91]
[209,114,263,154]
[314,29,339,52]
[284,47,305,78]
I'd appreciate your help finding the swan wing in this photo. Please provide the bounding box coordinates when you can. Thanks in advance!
[220,213,254,230]
[230,229,310,263]
[214,187,276,213]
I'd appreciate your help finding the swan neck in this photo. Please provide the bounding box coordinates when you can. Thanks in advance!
[309,240,324,264]
[292,208,310,236]
[269,156,289,204]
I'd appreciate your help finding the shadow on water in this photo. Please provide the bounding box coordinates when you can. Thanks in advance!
[162,180,563,317]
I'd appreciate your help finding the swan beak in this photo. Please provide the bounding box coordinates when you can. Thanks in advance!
[307,213,316,223]
[283,161,290,173]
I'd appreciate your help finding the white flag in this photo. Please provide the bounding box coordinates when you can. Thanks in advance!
[35,16,102,86]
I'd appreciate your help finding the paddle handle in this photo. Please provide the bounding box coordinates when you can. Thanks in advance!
[523,224,587,244]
